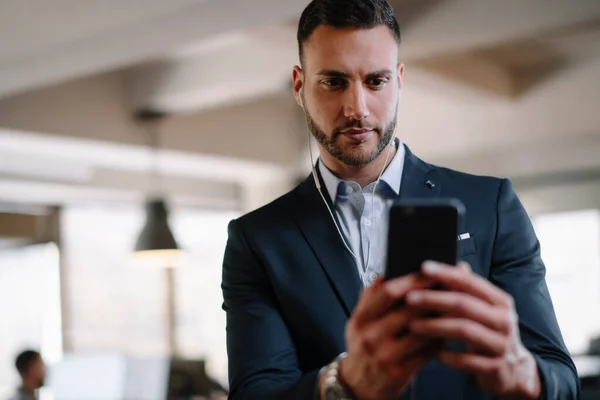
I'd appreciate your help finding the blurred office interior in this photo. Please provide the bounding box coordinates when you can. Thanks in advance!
[0,0,600,399]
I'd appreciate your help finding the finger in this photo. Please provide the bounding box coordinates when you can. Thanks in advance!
[437,350,504,375]
[363,309,417,347]
[457,261,471,274]
[388,350,438,381]
[405,290,511,335]
[354,274,431,324]
[377,335,442,365]
[409,318,509,356]
[421,261,510,307]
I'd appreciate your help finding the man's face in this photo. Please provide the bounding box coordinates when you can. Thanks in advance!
[294,25,403,167]
[28,358,46,388]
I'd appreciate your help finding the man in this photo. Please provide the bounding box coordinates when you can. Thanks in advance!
[221,0,578,398]
[8,350,45,400]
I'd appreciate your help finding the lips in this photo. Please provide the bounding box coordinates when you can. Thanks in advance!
[340,128,374,142]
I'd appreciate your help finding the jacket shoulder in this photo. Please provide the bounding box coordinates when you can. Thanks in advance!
[233,185,300,232]
[430,163,510,207]
[436,165,504,187]
[407,147,506,196]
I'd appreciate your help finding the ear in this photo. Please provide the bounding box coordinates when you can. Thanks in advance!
[397,63,405,91]
[292,65,304,107]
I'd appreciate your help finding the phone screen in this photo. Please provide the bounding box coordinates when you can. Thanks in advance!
[384,199,463,280]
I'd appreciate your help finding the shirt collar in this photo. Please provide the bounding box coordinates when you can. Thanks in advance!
[317,138,405,204]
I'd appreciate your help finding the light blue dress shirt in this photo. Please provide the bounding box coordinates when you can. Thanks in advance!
[318,139,405,287]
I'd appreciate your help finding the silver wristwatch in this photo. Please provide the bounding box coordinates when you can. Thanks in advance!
[323,352,353,400]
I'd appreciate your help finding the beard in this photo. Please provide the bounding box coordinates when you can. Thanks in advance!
[302,96,397,166]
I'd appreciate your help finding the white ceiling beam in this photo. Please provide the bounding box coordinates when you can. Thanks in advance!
[0,177,239,210]
[0,71,305,178]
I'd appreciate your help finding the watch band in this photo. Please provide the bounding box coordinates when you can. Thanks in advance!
[323,352,354,400]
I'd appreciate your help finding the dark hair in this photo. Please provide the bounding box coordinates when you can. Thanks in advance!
[297,0,401,63]
[15,350,41,376]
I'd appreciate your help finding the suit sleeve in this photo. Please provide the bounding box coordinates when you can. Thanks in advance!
[221,218,320,400]
[490,179,580,399]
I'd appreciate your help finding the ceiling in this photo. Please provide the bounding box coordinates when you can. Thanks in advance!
[0,0,599,212]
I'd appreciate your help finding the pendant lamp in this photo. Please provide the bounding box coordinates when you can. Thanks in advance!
[132,110,181,268]
[133,197,181,267]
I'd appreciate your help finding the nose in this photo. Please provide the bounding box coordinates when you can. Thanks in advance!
[343,84,369,121]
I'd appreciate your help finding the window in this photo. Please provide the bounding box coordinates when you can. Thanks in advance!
[0,243,62,400]
[171,209,238,387]
[61,204,237,387]
[62,205,168,357]
[532,209,600,355]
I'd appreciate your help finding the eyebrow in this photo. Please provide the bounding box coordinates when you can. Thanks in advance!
[315,69,394,79]
[315,70,349,78]
[366,69,394,79]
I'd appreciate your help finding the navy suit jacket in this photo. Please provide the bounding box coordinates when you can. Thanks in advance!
[222,145,579,399]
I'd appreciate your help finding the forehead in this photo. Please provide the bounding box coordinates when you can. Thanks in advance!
[302,25,398,74]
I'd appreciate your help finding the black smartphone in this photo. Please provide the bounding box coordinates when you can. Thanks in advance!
[384,198,465,280]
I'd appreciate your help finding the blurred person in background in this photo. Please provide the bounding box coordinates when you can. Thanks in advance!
[221,0,578,399]
[7,350,45,400]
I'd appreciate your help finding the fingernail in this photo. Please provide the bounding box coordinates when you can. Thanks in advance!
[407,291,422,303]
[423,261,439,273]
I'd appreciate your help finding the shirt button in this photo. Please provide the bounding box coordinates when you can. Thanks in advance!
[368,272,378,284]
[364,220,371,227]
[346,187,353,194]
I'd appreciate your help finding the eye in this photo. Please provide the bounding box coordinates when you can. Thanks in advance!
[367,77,389,89]
[322,78,346,89]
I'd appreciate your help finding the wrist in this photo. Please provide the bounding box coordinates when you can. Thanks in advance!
[502,352,542,400]
[337,355,361,399]
[519,353,542,399]
[320,353,358,400]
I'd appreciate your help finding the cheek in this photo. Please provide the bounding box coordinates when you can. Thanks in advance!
[371,92,397,122]
[312,96,340,128]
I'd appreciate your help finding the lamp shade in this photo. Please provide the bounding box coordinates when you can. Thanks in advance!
[133,199,181,267]
[135,198,179,251]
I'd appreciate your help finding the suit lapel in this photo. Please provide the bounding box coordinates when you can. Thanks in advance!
[398,144,441,200]
[293,169,362,316]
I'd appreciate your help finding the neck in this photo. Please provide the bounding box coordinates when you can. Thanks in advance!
[21,379,37,394]
[320,142,397,188]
